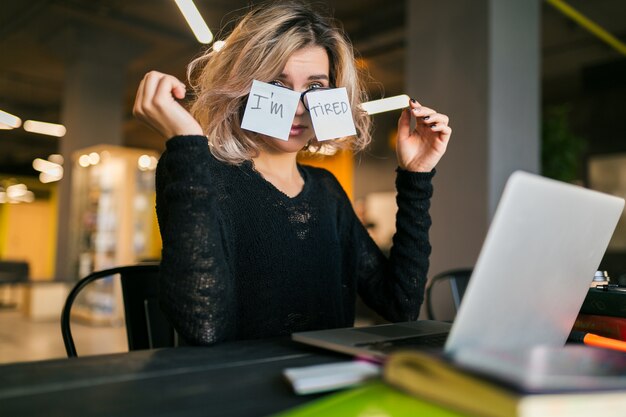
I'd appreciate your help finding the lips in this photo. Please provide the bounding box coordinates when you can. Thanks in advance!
[290,124,307,136]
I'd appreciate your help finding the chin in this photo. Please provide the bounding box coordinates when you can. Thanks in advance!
[262,135,314,154]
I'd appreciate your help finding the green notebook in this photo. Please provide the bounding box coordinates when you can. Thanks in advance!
[273,381,468,417]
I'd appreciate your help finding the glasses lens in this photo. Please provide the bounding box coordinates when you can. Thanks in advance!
[302,88,331,111]
[302,91,312,110]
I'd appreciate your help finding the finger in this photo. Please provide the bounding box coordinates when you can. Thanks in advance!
[133,78,146,117]
[139,71,166,115]
[409,98,422,109]
[418,113,449,126]
[135,72,161,112]
[430,124,452,139]
[168,74,187,100]
[155,74,186,101]
[172,83,187,100]
[411,106,436,120]
[397,108,411,139]
[153,76,185,110]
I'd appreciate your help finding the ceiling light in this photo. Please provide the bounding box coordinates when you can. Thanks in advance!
[39,172,61,184]
[48,154,64,165]
[174,0,213,44]
[88,152,100,165]
[23,120,66,137]
[138,154,152,170]
[0,110,22,128]
[33,157,62,176]
[78,154,91,167]
[33,158,59,173]
[6,184,27,200]
[138,155,158,171]
[0,185,35,203]
[33,156,64,183]
[21,190,35,203]
[360,95,411,115]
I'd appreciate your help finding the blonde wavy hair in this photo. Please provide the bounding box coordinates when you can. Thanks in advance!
[187,1,372,164]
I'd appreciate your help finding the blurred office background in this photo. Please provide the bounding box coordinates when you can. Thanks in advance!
[0,0,625,362]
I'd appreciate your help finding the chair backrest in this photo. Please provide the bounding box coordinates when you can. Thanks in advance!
[61,263,176,357]
[425,268,473,321]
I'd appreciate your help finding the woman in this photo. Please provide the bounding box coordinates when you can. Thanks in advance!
[133,1,451,345]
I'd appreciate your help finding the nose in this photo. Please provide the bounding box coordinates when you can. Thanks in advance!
[294,97,307,116]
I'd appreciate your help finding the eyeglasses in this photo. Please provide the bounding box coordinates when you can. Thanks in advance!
[270,84,333,112]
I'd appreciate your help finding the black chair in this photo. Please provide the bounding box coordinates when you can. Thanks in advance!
[425,268,473,321]
[61,263,177,357]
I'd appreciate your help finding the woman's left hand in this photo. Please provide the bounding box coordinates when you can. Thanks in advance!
[395,99,452,172]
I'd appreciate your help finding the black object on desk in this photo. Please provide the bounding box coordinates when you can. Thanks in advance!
[0,338,347,417]
[579,286,626,319]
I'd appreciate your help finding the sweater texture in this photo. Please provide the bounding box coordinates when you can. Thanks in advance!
[156,135,434,345]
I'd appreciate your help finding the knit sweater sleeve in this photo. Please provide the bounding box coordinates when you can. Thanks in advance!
[156,135,234,345]
[350,169,434,322]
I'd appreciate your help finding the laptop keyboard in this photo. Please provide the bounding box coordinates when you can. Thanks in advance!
[355,332,448,353]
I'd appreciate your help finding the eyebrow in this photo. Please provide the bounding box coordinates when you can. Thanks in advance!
[277,73,329,81]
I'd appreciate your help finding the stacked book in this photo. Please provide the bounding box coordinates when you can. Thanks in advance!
[384,345,626,417]
[277,345,626,417]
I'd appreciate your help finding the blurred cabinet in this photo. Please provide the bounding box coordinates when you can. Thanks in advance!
[587,153,626,278]
[588,154,626,251]
[69,145,160,324]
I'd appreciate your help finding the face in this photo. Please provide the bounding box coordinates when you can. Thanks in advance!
[258,45,330,154]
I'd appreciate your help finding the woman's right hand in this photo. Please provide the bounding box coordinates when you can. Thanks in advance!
[133,71,204,138]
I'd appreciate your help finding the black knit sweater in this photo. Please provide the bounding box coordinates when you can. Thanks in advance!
[156,135,434,345]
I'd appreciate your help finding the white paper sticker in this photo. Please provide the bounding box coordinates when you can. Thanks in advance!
[241,80,301,141]
[306,87,356,141]
[360,94,410,115]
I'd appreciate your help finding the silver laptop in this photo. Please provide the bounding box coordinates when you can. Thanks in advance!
[292,171,625,358]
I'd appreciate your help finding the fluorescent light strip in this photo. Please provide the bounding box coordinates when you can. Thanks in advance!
[174,0,213,44]
[39,172,61,184]
[23,120,67,137]
[360,94,410,115]
[546,0,626,56]
[33,158,61,173]
[0,110,22,128]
